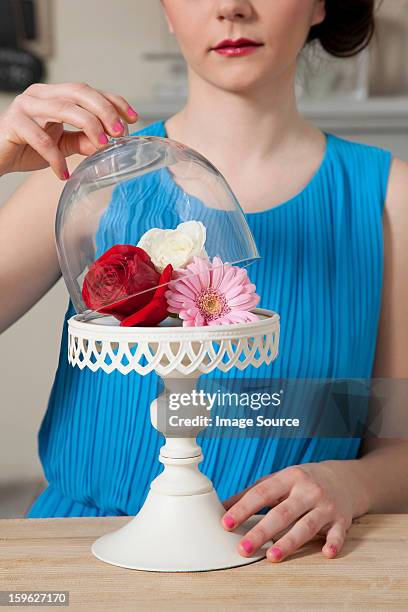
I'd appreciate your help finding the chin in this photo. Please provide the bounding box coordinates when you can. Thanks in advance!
[196,54,280,95]
[205,70,270,95]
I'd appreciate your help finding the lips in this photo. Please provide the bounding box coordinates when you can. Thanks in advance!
[211,38,263,57]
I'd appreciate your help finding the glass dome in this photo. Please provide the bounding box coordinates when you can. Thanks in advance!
[56,135,260,325]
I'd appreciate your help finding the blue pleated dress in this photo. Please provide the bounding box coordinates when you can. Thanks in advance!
[26,121,392,518]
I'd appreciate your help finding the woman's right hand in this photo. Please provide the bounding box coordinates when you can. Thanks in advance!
[0,82,139,180]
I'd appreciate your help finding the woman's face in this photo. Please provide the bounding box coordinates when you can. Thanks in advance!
[161,0,325,93]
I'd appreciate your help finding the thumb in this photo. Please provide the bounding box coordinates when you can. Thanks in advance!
[59,130,99,158]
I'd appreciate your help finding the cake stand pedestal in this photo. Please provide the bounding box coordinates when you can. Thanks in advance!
[68,308,280,572]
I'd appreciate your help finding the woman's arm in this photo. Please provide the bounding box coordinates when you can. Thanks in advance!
[351,157,408,513]
[0,82,139,333]
[0,161,79,333]
[219,158,408,562]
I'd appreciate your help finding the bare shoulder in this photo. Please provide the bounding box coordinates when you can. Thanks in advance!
[385,157,408,219]
[387,156,408,183]
[382,157,408,274]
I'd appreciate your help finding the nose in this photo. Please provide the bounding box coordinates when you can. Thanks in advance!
[216,0,254,22]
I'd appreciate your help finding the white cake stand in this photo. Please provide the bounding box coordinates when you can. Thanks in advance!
[67,307,280,572]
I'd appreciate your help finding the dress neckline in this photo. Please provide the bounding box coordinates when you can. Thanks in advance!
[159,120,332,216]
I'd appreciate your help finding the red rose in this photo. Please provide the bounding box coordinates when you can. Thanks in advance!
[120,263,173,327]
[82,245,173,326]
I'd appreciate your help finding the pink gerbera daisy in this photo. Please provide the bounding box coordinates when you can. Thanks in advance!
[165,256,260,327]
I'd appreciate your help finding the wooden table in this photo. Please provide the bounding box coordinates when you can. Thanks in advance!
[1,514,407,611]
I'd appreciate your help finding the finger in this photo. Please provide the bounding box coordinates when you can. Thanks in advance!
[237,493,313,556]
[222,475,290,530]
[223,493,244,511]
[265,507,330,563]
[17,94,109,150]
[321,519,347,559]
[222,475,271,511]
[98,90,139,124]
[59,130,99,158]
[11,113,69,179]
[25,82,135,136]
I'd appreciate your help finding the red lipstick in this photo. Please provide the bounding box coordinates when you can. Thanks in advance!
[211,38,263,57]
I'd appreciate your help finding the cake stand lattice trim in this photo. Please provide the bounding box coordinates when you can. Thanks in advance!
[68,308,280,376]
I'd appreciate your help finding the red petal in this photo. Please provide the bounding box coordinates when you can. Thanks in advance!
[98,287,156,319]
[120,264,173,327]
[96,244,155,270]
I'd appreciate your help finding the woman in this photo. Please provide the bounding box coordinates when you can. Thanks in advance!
[0,0,407,563]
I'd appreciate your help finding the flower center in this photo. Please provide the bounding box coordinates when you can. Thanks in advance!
[196,288,230,321]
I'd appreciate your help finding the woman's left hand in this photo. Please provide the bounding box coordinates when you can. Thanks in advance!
[221,460,369,562]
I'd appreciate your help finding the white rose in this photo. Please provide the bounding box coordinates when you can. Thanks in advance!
[137,221,207,272]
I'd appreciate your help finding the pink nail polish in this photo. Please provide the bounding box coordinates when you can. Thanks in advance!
[127,105,138,118]
[223,514,235,529]
[99,133,109,145]
[113,121,123,133]
[63,169,70,180]
[269,546,283,561]
[241,539,253,554]
[329,544,337,556]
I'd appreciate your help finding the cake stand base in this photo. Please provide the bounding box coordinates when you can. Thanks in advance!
[92,489,271,572]
[68,309,280,572]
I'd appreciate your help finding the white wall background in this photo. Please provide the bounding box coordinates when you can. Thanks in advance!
[0,0,171,485]
[0,0,408,492]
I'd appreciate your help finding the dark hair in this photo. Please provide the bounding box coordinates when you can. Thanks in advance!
[308,0,376,58]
